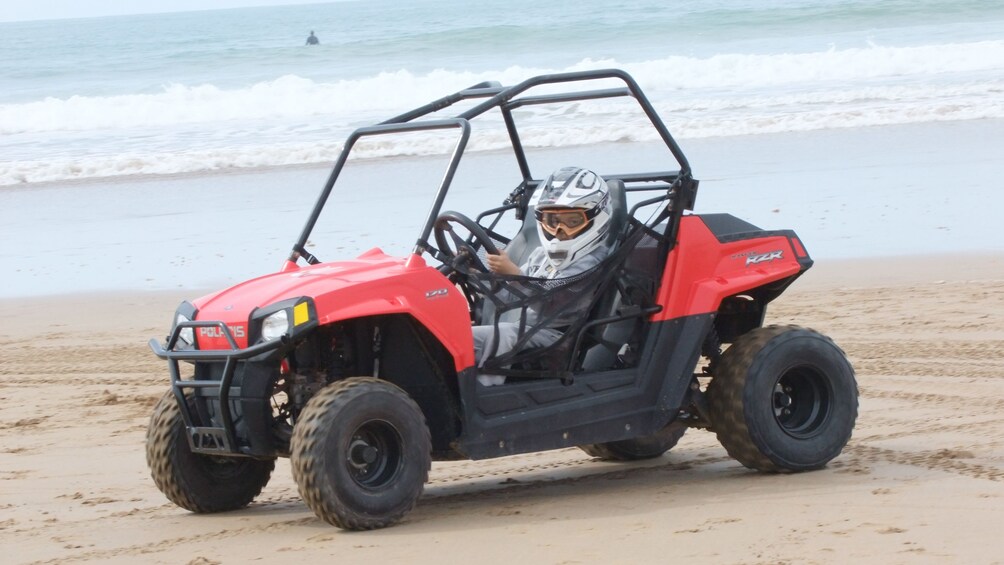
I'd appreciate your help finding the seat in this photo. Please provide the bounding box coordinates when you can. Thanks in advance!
[580,288,638,371]
[602,179,628,247]
[577,179,649,372]
[500,203,540,269]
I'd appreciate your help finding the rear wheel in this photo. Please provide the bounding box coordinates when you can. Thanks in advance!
[707,325,857,472]
[579,421,687,461]
[146,391,274,512]
[290,377,431,530]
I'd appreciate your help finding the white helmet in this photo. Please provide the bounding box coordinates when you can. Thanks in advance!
[532,166,611,270]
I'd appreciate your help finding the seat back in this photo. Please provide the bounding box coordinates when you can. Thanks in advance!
[502,205,541,269]
[580,290,635,371]
[580,190,664,372]
[603,179,628,247]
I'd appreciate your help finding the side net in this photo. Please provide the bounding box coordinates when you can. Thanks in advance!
[467,220,667,380]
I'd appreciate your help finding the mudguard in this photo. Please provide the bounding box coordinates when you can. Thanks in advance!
[191,248,475,371]
[653,215,811,321]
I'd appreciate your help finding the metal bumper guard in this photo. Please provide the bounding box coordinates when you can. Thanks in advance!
[149,320,287,456]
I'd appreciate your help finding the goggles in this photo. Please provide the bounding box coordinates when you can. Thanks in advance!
[535,207,595,237]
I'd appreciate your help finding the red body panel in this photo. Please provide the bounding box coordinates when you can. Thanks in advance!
[192,248,475,371]
[652,216,803,322]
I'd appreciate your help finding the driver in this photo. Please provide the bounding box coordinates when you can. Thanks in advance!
[473,166,613,386]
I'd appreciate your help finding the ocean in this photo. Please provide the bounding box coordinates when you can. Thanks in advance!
[1,0,1003,186]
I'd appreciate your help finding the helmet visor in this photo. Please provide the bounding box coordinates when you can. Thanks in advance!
[536,208,590,237]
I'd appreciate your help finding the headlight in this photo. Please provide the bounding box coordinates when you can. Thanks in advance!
[251,298,315,345]
[261,310,290,341]
[176,313,194,345]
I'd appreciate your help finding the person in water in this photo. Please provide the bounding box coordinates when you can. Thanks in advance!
[306,31,319,45]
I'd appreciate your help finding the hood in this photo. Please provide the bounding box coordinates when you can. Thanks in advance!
[191,248,410,349]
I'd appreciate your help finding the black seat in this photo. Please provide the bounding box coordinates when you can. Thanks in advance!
[580,289,637,371]
[603,179,628,248]
[579,180,654,372]
[500,204,540,270]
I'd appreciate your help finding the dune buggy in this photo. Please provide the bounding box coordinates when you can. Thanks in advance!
[147,69,857,530]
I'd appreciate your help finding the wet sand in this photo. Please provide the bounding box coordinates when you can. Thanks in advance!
[3,119,1003,298]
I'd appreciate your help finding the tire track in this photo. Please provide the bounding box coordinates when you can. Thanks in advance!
[842,340,1004,362]
[23,516,319,565]
[859,387,1004,411]
[845,444,1003,482]
[0,344,165,377]
[426,450,729,487]
[0,375,163,387]
[19,450,728,565]
[855,416,1004,443]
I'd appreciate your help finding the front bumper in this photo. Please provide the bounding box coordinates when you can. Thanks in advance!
[149,320,290,457]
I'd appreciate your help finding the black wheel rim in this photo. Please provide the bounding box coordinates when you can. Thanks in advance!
[345,419,403,490]
[772,365,831,439]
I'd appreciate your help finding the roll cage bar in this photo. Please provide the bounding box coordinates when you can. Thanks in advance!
[288,68,698,266]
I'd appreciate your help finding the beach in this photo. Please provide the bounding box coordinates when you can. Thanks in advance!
[2,251,1003,563]
[3,1,1004,561]
[2,120,1004,563]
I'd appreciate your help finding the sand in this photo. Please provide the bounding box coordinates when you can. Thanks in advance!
[2,252,1003,564]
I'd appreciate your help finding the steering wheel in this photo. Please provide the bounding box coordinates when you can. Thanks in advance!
[433,211,500,274]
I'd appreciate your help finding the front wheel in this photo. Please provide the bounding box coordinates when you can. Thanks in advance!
[146,391,274,513]
[290,377,432,530]
[707,325,858,472]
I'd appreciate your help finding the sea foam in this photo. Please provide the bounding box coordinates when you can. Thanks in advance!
[2,41,1002,185]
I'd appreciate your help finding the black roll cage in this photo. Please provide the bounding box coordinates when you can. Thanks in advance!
[288,68,698,266]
